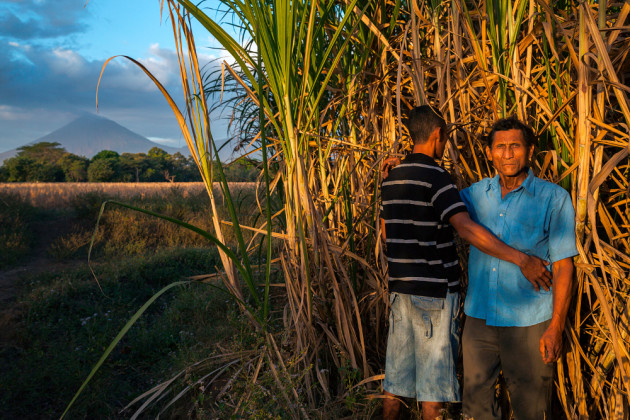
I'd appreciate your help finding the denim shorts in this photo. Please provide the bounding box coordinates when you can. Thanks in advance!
[383,291,461,402]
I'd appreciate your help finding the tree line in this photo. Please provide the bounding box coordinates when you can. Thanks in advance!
[0,142,259,183]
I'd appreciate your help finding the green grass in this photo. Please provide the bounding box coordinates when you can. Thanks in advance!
[0,185,297,419]
[0,247,241,419]
[0,193,39,268]
[48,188,260,261]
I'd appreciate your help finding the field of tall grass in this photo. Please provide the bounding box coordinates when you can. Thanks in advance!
[0,182,255,208]
[0,188,288,418]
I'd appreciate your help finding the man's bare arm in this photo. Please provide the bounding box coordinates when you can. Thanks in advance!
[539,257,573,363]
[449,212,552,291]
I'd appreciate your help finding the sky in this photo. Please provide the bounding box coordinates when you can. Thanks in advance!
[0,0,238,156]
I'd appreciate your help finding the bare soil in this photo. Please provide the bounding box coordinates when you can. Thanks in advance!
[0,215,79,345]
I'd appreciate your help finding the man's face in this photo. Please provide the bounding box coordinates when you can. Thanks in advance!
[486,129,534,177]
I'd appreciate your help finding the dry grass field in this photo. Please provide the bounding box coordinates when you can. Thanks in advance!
[0,182,256,208]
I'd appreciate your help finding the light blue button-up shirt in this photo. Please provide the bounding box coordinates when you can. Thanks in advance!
[460,169,578,327]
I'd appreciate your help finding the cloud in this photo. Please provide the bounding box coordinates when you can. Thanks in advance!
[0,0,90,40]
[1,36,202,108]
[0,105,31,120]
[0,39,227,153]
[147,136,182,147]
[0,0,234,154]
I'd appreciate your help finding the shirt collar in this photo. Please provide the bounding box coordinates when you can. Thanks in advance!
[403,153,439,166]
[488,168,536,195]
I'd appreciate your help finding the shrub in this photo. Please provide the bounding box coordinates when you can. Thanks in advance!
[0,193,38,268]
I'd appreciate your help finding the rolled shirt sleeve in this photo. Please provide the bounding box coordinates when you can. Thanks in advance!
[548,188,578,263]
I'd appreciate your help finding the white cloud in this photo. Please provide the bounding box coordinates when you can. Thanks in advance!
[48,48,86,76]
[147,136,184,147]
[0,40,191,150]
[0,105,30,120]
[0,0,231,155]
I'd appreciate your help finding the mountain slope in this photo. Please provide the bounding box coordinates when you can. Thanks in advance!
[1,114,188,162]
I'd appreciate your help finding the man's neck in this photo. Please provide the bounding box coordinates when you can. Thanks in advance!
[412,143,436,159]
[498,170,528,195]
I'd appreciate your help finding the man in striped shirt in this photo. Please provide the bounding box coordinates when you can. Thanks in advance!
[380,106,551,420]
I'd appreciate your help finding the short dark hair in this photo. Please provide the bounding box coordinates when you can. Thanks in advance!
[487,117,536,148]
[404,105,446,145]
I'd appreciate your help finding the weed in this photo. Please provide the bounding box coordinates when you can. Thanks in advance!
[0,248,237,419]
[47,229,92,260]
[340,362,364,411]
[0,193,38,268]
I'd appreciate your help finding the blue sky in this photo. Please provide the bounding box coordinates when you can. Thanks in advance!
[0,0,237,155]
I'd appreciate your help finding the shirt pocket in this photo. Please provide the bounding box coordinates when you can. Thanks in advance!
[505,207,548,254]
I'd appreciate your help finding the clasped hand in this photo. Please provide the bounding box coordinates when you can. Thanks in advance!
[519,254,552,292]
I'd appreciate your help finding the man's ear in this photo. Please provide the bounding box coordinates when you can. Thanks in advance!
[528,144,534,161]
[429,126,442,142]
[439,126,448,144]
[485,145,493,161]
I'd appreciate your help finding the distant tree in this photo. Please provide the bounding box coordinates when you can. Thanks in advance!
[222,159,259,182]
[116,149,175,182]
[147,147,169,160]
[3,156,37,182]
[119,153,150,182]
[168,152,200,182]
[146,147,169,181]
[4,157,64,182]
[16,142,67,163]
[58,153,89,182]
[87,159,118,182]
[30,161,65,182]
[88,150,120,182]
[0,142,69,182]
[92,150,120,161]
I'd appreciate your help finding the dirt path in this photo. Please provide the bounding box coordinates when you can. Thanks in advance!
[1,215,81,298]
[0,263,34,304]
[0,257,78,304]
[0,216,80,344]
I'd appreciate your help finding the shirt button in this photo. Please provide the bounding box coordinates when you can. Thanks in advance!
[492,268,496,272]
[499,213,504,217]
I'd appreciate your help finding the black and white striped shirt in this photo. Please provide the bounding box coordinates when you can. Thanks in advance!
[381,153,467,297]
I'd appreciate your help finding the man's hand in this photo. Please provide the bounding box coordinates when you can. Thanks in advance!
[449,212,553,292]
[539,324,563,363]
[381,157,401,179]
[540,258,573,363]
[518,254,552,292]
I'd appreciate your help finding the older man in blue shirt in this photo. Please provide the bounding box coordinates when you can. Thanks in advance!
[460,118,578,420]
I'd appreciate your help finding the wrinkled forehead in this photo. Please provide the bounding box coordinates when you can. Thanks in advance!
[490,129,529,147]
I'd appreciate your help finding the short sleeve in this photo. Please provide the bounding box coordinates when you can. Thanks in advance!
[548,189,578,263]
[431,171,467,222]
[459,187,477,222]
